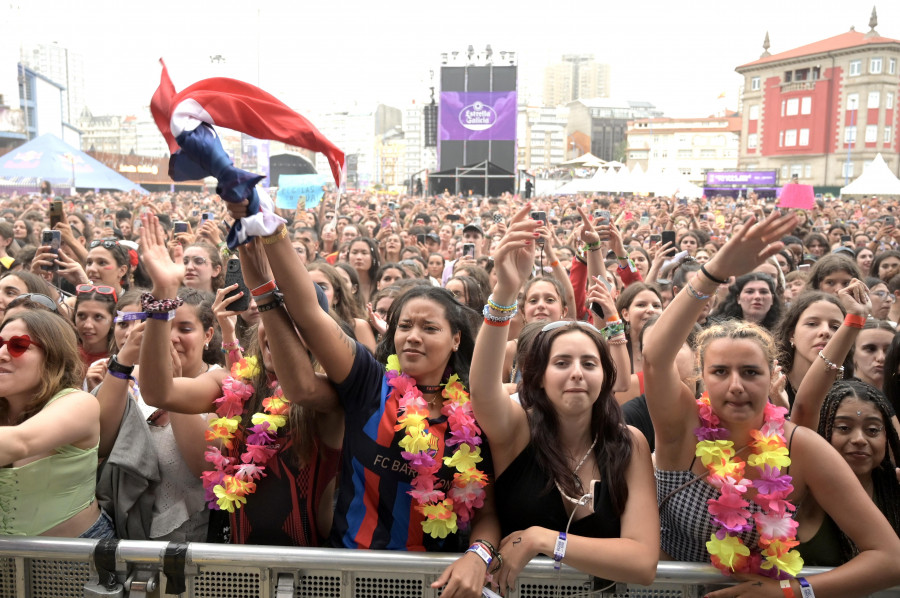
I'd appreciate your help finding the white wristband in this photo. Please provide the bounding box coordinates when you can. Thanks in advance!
[553,532,567,570]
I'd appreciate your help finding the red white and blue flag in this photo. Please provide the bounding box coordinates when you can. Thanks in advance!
[150,59,345,247]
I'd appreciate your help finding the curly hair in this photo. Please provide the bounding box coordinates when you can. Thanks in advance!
[818,380,900,561]
[518,322,633,515]
[710,272,782,330]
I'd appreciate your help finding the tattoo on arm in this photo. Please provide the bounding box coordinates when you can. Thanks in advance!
[334,319,358,359]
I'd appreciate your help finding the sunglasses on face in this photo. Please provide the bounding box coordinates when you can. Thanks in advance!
[0,334,41,357]
[183,256,209,267]
[76,283,118,302]
[7,293,58,312]
[89,239,119,250]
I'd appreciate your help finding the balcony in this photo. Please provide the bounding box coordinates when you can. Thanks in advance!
[780,80,818,92]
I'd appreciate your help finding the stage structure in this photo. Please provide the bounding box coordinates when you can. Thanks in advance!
[435,45,517,196]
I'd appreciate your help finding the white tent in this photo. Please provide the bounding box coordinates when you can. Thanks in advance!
[559,152,605,167]
[841,153,900,196]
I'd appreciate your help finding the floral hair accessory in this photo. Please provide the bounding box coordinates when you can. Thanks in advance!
[387,356,487,539]
[201,356,287,512]
[696,394,802,580]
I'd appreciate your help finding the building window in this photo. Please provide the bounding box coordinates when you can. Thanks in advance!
[866,125,878,143]
[747,133,758,149]
[844,126,857,144]
[781,101,786,117]
[843,162,854,177]
[786,98,799,116]
[871,57,883,74]
[805,164,812,178]
[784,129,797,147]
[751,77,760,91]
[847,93,859,110]
[799,128,810,145]
[891,59,897,75]
[889,93,895,110]
[849,60,862,76]
[868,91,881,108]
[801,97,812,115]
[678,150,692,158]
[790,164,803,178]
[679,168,692,176]
[781,165,789,178]
[700,149,716,158]
[784,71,793,83]
[885,127,892,144]
[748,105,759,120]
[779,131,784,147]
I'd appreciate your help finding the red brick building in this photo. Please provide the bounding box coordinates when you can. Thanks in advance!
[735,11,900,192]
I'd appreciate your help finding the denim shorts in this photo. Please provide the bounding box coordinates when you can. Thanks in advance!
[79,509,117,539]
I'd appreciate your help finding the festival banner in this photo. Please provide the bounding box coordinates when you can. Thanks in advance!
[705,171,777,186]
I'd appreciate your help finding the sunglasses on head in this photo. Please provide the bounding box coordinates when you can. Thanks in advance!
[0,334,41,357]
[76,283,118,302]
[540,320,599,334]
[89,239,119,250]
[7,293,58,313]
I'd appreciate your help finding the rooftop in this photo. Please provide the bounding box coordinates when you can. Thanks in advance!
[737,29,900,70]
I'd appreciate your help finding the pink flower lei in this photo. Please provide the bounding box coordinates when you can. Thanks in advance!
[201,356,290,513]
[386,354,488,539]
[695,393,803,580]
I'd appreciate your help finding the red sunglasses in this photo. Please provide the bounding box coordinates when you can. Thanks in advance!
[76,284,118,302]
[0,335,41,357]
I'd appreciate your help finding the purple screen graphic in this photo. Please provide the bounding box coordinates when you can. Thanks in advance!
[439,91,517,141]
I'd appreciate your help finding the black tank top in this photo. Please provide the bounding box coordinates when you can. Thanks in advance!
[494,443,621,539]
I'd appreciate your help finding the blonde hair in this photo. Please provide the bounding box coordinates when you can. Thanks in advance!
[696,319,776,375]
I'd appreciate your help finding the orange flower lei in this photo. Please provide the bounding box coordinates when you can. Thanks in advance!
[201,356,289,512]
[387,355,488,539]
[695,393,803,580]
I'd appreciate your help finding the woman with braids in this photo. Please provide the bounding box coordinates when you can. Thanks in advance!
[224,200,499,598]
[468,204,658,593]
[137,213,342,546]
[643,211,900,597]
[797,381,900,565]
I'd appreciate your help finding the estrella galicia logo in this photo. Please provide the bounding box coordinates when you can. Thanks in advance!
[459,101,497,131]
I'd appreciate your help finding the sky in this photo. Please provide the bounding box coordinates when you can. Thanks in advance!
[1,0,894,120]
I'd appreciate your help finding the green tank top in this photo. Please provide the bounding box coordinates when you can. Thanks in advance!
[0,388,98,536]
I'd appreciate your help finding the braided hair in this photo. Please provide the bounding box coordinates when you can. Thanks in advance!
[818,380,900,561]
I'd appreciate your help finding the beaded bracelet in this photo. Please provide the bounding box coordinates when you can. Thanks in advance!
[221,340,244,353]
[141,292,185,314]
[607,335,628,345]
[483,304,517,322]
[685,282,711,301]
[818,350,845,375]
[487,294,517,312]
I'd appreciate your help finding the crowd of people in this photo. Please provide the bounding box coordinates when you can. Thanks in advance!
[0,184,899,597]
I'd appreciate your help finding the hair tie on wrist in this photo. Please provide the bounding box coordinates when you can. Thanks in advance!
[699,265,727,285]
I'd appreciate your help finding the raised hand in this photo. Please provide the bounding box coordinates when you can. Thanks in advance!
[140,212,184,294]
[704,211,798,281]
[491,204,539,297]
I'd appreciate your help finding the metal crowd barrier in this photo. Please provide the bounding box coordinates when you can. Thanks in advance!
[0,537,897,598]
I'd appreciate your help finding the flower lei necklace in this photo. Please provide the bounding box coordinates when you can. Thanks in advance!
[695,393,803,580]
[387,355,488,539]
[201,356,290,512]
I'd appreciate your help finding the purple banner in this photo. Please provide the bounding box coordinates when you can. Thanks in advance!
[439,91,517,141]
[705,170,777,186]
